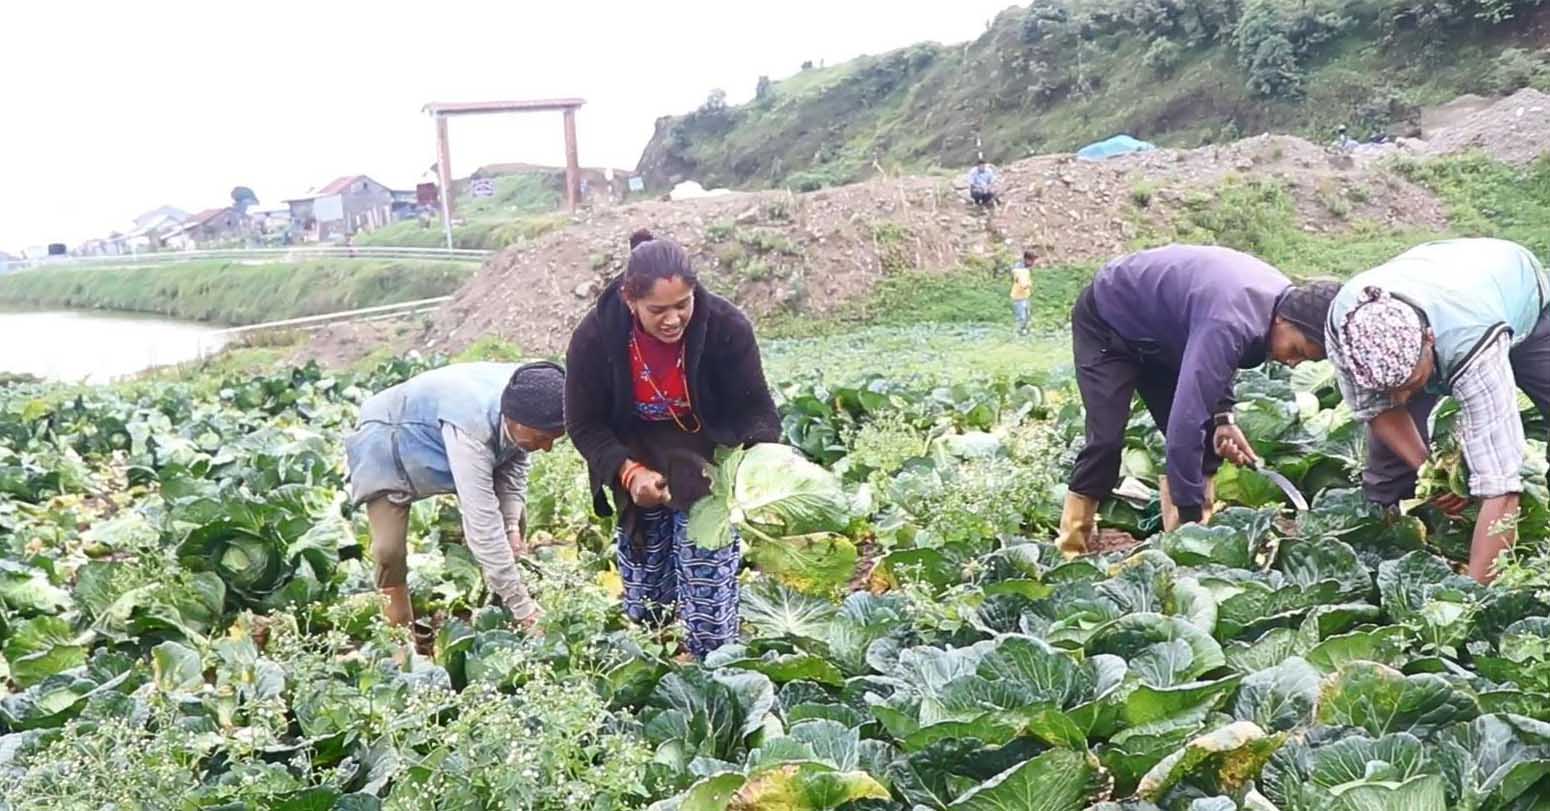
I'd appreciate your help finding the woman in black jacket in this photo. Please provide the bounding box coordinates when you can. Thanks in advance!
[565,234,780,657]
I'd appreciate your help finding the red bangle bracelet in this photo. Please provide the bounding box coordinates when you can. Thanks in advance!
[620,460,646,489]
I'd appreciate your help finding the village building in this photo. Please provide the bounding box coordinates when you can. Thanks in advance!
[162,207,246,250]
[284,175,400,242]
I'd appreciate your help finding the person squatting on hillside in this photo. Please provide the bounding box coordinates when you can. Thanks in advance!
[1058,245,1340,557]
[344,362,567,646]
[1325,238,1550,584]
[1010,248,1036,336]
[565,233,781,658]
[968,160,998,207]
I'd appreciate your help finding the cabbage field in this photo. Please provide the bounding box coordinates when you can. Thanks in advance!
[5,352,1550,810]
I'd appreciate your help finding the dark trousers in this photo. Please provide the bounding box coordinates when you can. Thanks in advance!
[1365,307,1550,505]
[971,189,996,207]
[1068,285,1220,500]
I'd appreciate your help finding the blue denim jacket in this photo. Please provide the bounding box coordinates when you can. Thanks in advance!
[345,362,523,503]
[345,362,541,611]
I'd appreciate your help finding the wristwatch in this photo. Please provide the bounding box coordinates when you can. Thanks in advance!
[1213,412,1235,428]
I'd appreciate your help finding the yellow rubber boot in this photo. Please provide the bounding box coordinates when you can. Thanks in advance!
[1057,493,1100,559]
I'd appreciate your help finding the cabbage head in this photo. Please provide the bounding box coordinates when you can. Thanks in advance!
[175,494,345,610]
[687,444,853,552]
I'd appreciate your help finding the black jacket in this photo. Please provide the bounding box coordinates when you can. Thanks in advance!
[565,276,781,525]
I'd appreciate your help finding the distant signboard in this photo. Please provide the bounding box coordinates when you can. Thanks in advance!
[627,176,645,193]
[313,194,344,223]
[470,178,497,198]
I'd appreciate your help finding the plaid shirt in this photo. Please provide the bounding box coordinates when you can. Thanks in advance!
[1451,333,1524,498]
[1332,330,1525,497]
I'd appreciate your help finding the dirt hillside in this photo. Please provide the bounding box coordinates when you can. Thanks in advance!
[1423,88,1550,165]
[302,90,1548,364]
[426,137,1442,357]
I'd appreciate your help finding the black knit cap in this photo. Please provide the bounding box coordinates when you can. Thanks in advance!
[501,361,566,432]
[1276,280,1342,350]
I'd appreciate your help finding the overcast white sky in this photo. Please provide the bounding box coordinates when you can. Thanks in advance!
[0,1,1018,254]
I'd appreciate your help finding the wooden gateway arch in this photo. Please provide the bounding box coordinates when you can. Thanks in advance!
[422,98,585,246]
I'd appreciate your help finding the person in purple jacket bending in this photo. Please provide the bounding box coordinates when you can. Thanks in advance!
[1057,245,1340,557]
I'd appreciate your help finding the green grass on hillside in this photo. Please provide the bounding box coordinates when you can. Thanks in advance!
[640,1,1545,191]
[1128,153,1550,278]
[764,184,1431,341]
[1152,176,1442,278]
[355,173,569,251]
[1394,152,1550,257]
[0,260,472,325]
[769,153,1548,351]
[857,262,1096,330]
[768,60,865,100]
[462,173,562,219]
[136,346,295,388]
[354,215,567,251]
[764,324,1073,387]
[754,150,1547,385]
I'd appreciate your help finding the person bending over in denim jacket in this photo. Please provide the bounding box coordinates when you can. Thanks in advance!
[345,361,565,647]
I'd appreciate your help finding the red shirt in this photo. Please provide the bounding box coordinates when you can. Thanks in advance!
[630,323,692,421]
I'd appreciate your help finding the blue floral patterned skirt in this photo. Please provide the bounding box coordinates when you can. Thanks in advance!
[616,508,740,658]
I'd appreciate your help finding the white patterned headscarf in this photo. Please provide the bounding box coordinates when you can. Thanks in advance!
[1340,286,1424,391]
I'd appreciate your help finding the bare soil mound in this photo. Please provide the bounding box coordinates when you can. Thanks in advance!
[410,132,1444,360]
[1425,88,1550,165]
[290,84,1550,368]
[1421,93,1496,135]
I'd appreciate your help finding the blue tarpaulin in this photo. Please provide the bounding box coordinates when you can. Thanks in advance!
[1076,135,1157,161]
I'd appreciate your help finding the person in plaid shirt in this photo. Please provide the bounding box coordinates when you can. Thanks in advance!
[1325,238,1550,583]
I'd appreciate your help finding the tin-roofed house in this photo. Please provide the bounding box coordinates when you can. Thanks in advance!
[162,207,247,250]
[284,175,395,242]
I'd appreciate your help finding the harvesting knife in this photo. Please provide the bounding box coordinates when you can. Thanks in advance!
[1254,462,1308,512]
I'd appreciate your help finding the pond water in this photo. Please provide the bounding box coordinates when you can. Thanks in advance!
[0,308,229,384]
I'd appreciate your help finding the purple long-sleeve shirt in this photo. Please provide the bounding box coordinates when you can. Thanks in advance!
[1090,245,1291,508]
